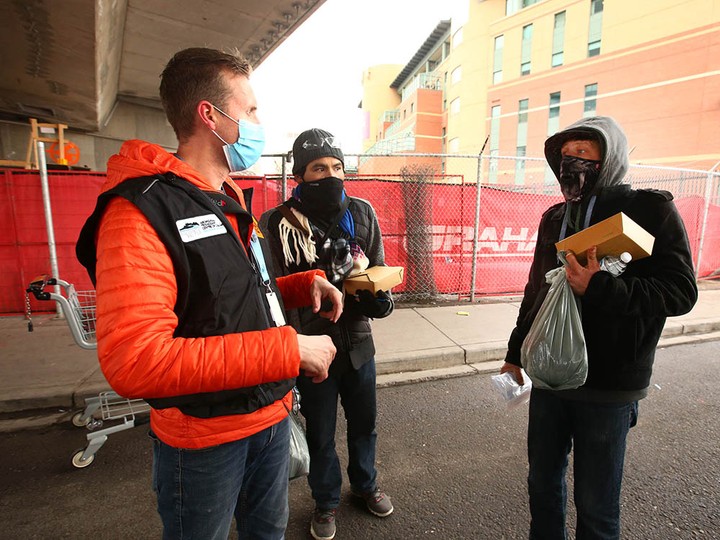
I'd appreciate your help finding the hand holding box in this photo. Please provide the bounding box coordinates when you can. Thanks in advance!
[344,266,404,295]
[555,212,654,264]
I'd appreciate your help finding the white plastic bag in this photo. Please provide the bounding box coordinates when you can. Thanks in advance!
[491,370,532,409]
[520,264,588,391]
[287,388,310,481]
[288,412,310,480]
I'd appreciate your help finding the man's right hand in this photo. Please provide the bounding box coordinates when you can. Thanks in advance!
[500,362,525,386]
[297,334,336,383]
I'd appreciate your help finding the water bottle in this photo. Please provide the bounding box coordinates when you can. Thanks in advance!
[600,252,632,276]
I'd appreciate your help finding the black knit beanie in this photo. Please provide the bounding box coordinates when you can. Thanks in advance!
[291,128,345,176]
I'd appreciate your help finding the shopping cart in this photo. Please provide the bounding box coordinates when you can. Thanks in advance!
[25,275,150,468]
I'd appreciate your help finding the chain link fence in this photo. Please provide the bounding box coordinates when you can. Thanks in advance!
[254,153,720,304]
[5,157,715,313]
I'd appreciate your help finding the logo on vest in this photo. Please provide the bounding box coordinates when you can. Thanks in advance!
[176,214,227,243]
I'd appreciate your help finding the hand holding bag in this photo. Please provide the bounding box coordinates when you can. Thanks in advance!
[520,259,588,391]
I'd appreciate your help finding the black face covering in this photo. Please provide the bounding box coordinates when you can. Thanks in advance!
[296,177,345,220]
[559,156,601,202]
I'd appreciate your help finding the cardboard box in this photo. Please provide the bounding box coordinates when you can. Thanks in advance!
[555,212,654,264]
[344,266,404,295]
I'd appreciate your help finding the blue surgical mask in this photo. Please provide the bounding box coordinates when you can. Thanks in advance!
[211,105,265,172]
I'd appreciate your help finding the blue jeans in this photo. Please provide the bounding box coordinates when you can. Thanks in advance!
[150,417,290,540]
[527,389,639,540]
[296,354,378,510]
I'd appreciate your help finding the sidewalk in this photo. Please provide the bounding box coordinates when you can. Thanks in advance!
[2,283,720,426]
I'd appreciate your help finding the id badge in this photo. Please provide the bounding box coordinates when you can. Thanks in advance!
[266,291,286,327]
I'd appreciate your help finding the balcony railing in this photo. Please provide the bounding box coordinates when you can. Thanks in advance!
[401,73,443,102]
[359,135,416,165]
[380,110,399,124]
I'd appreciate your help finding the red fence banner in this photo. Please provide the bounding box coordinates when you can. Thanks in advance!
[1,169,718,314]
[1,170,103,314]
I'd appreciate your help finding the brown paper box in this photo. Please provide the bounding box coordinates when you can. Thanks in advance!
[555,212,654,264]
[344,266,405,295]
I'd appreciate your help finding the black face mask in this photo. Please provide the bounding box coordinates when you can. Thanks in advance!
[297,177,345,220]
[559,156,601,202]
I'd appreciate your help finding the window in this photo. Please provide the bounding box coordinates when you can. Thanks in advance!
[521,24,533,75]
[451,66,462,85]
[516,99,529,184]
[489,105,501,183]
[515,146,526,184]
[453,27,463,49]
[552,12,565,67]
[588,0,604,57]
[517,99,529,145]
[410,102,415,114]
[507,0,539,15]
[493,35,504,84]
[548,92,561,135]
[584,83,598,116]
[490,105,501,151]
[450,97,461,115]
[546,92,561,184]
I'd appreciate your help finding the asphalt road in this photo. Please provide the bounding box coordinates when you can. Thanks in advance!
[1,341,719,539]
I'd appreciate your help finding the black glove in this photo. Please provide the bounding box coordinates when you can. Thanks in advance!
[353,289,393,319]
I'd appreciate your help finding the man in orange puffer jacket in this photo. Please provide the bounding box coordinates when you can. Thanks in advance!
[76,47,341,540]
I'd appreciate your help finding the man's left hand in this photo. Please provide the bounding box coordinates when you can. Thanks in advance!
[310,275,343,322]
[564,246,600,296]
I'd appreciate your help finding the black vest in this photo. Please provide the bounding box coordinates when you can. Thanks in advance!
[76,173,294,418]
[262,198,377,369]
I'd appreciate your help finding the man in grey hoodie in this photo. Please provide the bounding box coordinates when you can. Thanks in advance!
[500,116,697,539]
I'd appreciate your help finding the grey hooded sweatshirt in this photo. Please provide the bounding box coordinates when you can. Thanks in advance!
[545,116,629,239]
[505,116,697,402]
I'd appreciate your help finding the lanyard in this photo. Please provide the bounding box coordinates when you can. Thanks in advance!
[249,230,286,327]
[248,230,271,288]
[559,195,597,241]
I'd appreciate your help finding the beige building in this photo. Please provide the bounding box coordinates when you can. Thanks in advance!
[360,64,405,151]
[361,0,720,179]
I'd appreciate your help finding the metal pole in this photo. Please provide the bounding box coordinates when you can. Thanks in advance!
[695,160,720,275]
[37,141,63,318]
[469,136,489,302]
[282,151,292,199]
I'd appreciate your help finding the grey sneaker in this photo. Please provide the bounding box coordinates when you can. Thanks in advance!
[310,508,336,540]
[351,487,394,517]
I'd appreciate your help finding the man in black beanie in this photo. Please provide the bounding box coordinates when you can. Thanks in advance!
[260,128,394,540]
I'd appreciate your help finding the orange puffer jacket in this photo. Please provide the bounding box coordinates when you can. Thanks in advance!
[94,140,323,449]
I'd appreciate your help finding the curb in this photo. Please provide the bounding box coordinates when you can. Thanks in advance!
[2,326,720,433]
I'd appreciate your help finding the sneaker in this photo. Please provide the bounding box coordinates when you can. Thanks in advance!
[310,508,336,540]
[351,487,394,517]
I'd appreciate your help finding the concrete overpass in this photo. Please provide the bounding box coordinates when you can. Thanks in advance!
[0,0,325,169]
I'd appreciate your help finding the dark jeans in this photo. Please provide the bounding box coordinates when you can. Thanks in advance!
[296,354,378,510]
[527,389,639,540]
[150,417,290,540]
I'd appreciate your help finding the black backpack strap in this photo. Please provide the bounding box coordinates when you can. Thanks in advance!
[276,203,310,235]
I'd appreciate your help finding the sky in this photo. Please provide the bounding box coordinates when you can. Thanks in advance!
[251,0,461,156]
